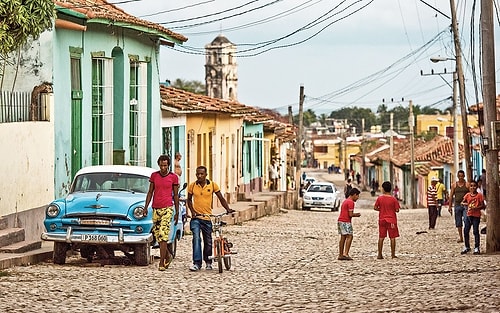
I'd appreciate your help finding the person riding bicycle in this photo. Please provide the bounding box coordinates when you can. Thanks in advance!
[187,166,234,271]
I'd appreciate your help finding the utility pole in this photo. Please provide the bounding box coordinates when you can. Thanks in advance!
[452,71,459,174]
[389,113,394,184]
[481,0,500,253]
[450,0,473,181]
[295,85,304,210]
[409,100,416,209]
[361,118,367,191]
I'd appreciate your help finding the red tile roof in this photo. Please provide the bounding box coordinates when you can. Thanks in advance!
[159,85,296,142]
[55,0,187,43]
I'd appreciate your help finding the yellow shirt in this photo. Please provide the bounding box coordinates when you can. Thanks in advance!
[436,182,446,200]
[188,179,220,217]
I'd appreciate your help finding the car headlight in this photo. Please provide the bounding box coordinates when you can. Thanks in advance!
[326,197,334,201]
[133,206,146,219]
[304,195,311,200]
[46,204,60,218]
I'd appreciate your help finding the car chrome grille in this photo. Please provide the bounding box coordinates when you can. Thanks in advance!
[312,197,324,200]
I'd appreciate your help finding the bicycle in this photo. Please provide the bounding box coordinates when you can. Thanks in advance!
[195,212,236,273]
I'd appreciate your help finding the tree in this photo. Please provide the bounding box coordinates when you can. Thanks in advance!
[328,106,377,134]
[293,109,316,127]
[169,78,205,95]
[0,0,55,89]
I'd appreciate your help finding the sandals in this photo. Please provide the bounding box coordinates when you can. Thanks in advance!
[338,255,353,261]
[158,255,173,271]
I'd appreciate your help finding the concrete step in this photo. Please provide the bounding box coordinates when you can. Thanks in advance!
[0,240,42,253]
[0,217,7,230]
[0,228,25,248]
[0,241,53,270]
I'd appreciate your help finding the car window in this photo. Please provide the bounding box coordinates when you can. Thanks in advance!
[308,185,334,193]
[72,173,150,193]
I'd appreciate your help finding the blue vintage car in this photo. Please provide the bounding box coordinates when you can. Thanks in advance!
[41,165,157,266]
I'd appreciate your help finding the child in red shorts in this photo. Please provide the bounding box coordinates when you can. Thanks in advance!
[374,181,400,259]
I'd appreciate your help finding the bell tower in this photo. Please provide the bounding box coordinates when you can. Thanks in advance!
[205,35,238,101]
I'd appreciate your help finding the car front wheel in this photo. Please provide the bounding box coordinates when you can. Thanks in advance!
[134,243,151,266]
[53,242,69,265]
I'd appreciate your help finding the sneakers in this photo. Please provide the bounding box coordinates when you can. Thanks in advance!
[205,263,213,270]
[460,247,471,255]
[473,247,480,255]
[189,264,200,271]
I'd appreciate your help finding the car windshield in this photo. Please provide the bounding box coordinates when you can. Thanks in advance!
[71,172,150,193]
[308,185,334,193]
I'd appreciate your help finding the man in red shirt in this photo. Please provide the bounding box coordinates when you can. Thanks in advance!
[374,181,400,259]
[144,155,179,271]
[337,187,361,260]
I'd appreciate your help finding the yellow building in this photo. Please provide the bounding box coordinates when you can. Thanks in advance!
[416,113,478,140]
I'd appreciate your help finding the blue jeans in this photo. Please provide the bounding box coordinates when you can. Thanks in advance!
[463,216,481,249]
[454,205,467,227]
[190,218,212,266]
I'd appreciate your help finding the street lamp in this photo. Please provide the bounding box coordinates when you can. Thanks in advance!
[430,56,460,174]
[430,55,472,181]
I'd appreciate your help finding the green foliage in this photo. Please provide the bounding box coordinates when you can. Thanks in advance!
[293,109,316,127]
[328,106,377,133]
[0,0,55,55]
[170,78,205,95]
[417,130,438,141]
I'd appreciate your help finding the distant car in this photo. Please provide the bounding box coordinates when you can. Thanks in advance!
[304,176,316,184]
[41,165,157,266]
[302,182,341,211]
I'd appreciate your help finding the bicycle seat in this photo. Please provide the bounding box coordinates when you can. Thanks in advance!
[220,221,227,226]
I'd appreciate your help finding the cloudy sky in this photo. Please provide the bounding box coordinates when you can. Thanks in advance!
[111,0,500,115]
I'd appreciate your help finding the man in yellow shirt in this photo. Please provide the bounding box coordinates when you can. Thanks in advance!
[187,166,234,271]
[436,178,447,217]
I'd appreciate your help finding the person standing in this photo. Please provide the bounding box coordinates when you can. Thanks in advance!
[427,177,439,229]
[460,180,485,255]
[144,155,179,271]
[268,160,279,191]
[337,187,361,261]
[448,170,469,243]
[174,152,182,177]
[187,166,234,271]
[344,178,353,199]
[435,178,446,217]
[374,181,400,259]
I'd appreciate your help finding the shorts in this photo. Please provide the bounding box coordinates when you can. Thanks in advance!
[378,220,399,239]
[152,207,174,243]
[338,221,353,235]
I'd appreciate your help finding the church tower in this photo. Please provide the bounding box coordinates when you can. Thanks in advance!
[205,35,238,101]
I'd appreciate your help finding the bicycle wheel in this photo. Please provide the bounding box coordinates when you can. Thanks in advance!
[215,240,223,273]
[224,255,231,270]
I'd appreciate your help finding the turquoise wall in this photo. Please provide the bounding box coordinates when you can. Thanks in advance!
[52,25,163,197]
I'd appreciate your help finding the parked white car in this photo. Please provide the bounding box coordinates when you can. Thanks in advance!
[302,182,341,211]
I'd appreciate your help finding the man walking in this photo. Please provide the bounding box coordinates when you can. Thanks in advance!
[144,155,179,271]
[448,170,469,243]
[187,166,234,271]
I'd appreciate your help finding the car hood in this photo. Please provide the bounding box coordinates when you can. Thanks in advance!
[60,191,146,216]
[305,192,337,198]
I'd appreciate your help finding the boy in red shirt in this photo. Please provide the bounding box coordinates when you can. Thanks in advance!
[374,181,400,259]
[460,180,485,255]
[337,187,361,260]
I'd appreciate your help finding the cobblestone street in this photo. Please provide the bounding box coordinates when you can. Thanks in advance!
[1,189,499,313]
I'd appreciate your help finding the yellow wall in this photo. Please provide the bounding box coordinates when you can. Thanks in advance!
[416,114,478,139]
[185,113,243,203]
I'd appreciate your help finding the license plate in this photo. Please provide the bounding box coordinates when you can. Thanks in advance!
[313,202,322,205]
[81,234,108,242]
